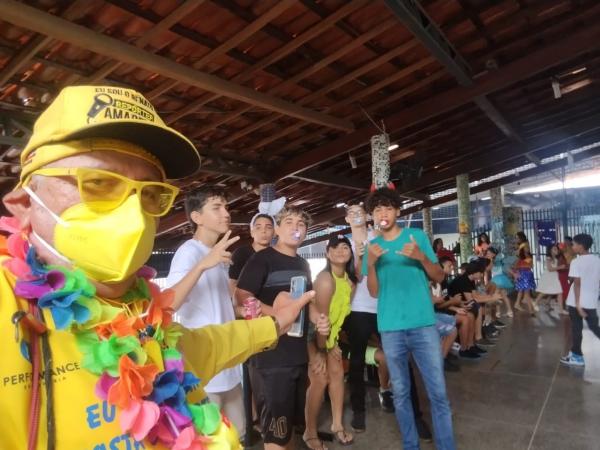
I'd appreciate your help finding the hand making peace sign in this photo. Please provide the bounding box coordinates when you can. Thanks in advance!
[199,230,240,270]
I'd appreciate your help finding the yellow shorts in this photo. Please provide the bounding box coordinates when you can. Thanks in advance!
[365,346,378,367]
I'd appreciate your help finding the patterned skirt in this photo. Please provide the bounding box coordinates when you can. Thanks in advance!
[515,268,536,291]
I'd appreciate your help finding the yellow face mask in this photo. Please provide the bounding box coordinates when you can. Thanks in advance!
[24,187,156,283]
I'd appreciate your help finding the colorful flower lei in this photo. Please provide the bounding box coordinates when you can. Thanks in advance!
[0,217,238,449]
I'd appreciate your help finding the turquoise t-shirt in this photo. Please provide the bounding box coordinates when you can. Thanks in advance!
[362,228,437,332]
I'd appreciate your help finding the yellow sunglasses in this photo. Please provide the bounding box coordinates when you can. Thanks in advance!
[25,167,179,217]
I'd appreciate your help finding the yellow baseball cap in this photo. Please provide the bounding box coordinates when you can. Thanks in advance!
[20,85,201,180]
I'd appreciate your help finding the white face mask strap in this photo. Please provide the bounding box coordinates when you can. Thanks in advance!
[23,185,69,227]
[30,230,71,264]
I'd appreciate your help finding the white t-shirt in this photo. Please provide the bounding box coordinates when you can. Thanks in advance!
[566,254,600,309]
[350,231,378,314]
[166,239,241,393]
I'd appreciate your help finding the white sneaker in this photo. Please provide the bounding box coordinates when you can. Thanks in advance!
[560,352,585,367]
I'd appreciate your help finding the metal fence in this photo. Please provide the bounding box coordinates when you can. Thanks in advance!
[522,205,600,281]
[148,207,600,282]
[448,206,600,280]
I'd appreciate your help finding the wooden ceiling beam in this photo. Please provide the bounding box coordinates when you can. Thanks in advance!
[163,0,366,125]
[0,0,93,87]
[0,42,236,120]
[192,17,399,143]
[104,0,309,90]
[271,24,600,180]
[464,1,600,64]
[402,112,600,196]
[384,0,472,85]
[0,35,51,88]
[238,42,427,154]
[147,0,297,101]
[213,0,526,152]
[213,0,374,91]
[0,0,353,132]
[265,69,447,159]
[291,170,367,191]
[455,0,495,48]
[86,0,207,83]
[384,0,550,174]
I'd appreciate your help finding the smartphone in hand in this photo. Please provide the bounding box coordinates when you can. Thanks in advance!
[287,276,306,337]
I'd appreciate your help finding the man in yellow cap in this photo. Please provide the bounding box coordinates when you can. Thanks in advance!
[0,85,319,450]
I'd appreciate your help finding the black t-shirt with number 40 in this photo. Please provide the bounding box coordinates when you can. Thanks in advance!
[237,247,312,369]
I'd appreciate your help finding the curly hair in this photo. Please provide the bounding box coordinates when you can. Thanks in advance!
[365,187,402,213]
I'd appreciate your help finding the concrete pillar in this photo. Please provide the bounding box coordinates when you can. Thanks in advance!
[490,187,504,219]
[371,133,390,188]
[422,207,433,242]
[456,174,472,262]
[502,206,523,258]
[490,186,504,249]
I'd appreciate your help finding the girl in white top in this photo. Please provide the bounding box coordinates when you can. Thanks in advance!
[534,244,566,311]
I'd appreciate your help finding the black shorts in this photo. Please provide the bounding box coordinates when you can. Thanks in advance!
[249,364,308,445]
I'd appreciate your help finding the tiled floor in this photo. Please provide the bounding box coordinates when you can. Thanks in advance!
[249,308,600,449]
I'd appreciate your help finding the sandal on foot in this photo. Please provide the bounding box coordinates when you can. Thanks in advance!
[303,435,328,450]
[332,428,354,446]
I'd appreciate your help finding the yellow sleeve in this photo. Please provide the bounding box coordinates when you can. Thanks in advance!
[179,317,277,386]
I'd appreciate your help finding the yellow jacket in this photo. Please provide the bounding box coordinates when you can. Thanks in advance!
[0,264,277,449]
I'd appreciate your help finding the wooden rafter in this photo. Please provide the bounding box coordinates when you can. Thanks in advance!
[265,69,448,159]
[291,170,367,191]
[189,0,536,152]
[146,0,297,101]
[189,17,399,143]
[271,24,600,180]
[162,0,367,124]
[86,0,207,83]
[0,0,353,131]
[385,0,551,174]
[0,1,94,87]
[402,113,600,196]
[235,41,426,154]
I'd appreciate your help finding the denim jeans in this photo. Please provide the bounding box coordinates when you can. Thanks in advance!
[381,326,456,450]
[344,312,423,419]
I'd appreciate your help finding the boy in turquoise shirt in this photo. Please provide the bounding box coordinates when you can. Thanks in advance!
[363,188,455,450]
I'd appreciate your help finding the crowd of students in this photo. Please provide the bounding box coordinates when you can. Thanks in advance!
[166,183,600,450]
[3,84,598,450]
